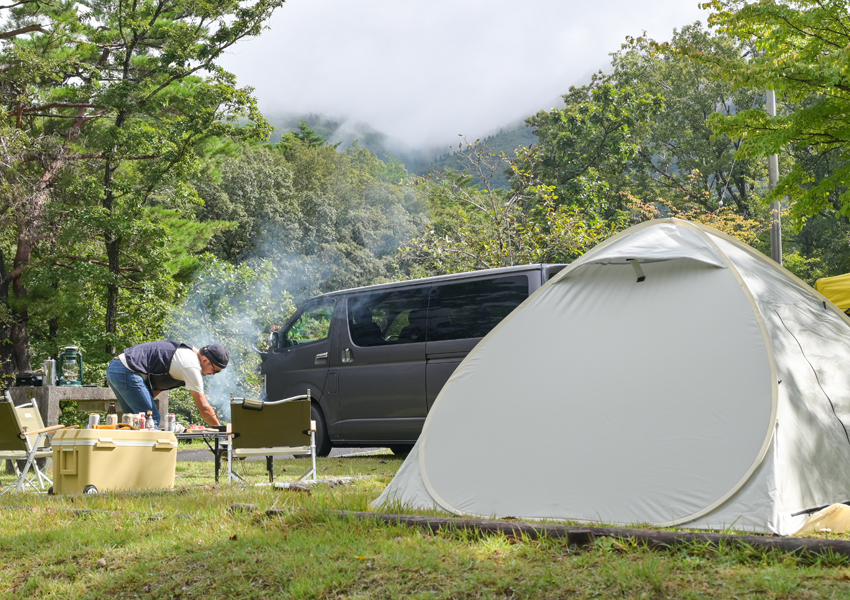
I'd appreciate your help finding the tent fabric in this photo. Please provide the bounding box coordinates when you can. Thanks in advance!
[578,221,727,268]
[373,218,850,535]
[815,272,850,312]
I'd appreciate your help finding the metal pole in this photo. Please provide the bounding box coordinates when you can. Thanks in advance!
[766,90,782,265]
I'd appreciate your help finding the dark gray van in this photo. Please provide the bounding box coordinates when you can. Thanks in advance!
[260,264,566,455]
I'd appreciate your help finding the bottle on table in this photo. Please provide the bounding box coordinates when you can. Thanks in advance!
[106,402,118,425]
[145,411,154,430]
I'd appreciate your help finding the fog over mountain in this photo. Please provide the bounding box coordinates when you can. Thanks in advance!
[219,0,708,154]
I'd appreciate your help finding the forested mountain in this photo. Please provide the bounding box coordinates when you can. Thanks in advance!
[415,125,538,188]
[264,113,538,184]
[264,113,436,173]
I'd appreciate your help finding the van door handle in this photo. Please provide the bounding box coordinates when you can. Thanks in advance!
[315,352,328,362]
[342,348,353,363]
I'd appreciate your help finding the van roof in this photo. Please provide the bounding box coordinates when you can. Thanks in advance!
[313,263,568,300]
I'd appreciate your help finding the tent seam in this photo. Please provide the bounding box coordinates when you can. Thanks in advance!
[772,308,850,446]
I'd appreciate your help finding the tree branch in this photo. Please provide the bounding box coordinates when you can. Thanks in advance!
[55,255,142,272]
[21,102,104,114]
[0,24,47,39]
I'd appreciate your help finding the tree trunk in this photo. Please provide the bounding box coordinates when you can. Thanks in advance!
[102,146,121,357]
[104,236,121,357]
[0,246,14,384]
[7,200,42,375]
[1,108,89,377]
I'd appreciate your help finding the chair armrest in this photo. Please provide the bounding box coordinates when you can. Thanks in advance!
[19,424,69,438]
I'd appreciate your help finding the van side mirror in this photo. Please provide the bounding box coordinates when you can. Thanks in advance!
[270,331,280,349]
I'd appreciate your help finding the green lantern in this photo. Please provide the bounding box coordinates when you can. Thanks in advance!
[57,346,84,386]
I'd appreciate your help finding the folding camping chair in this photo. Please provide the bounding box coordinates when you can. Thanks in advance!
[228,390,317,484]
[0,391,66,494]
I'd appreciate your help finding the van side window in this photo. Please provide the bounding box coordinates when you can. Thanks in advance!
[427,275,529,342]
[282,299,335,347]
[348,289,429,347]
[546,265,566,280]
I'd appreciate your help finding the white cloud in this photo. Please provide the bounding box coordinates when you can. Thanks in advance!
[219,0,708,148]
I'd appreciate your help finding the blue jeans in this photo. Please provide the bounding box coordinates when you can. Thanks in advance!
[106,358,160,426]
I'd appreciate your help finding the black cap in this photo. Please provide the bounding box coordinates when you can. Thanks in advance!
[201,344,230,369]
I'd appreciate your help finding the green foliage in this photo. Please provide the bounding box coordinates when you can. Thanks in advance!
[421,127,538,188]
[622,25,765,214]
[404,139,616,275]
[524,80,664,217]
[197,140,428,299]
[0,0,286,373]
[195,144,298,263]
[278,120,331,150]
[700,0,850,219]
[522,23,765,221]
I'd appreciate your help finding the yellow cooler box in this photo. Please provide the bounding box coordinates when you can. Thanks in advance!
[51,429,178,494]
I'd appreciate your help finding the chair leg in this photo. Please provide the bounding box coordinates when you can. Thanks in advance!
[297,430,318,482]
[15,433,42,493]
[32,461,52,491]
[267,456,274,483]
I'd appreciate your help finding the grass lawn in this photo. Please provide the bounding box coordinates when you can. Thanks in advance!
[1,452,850,599]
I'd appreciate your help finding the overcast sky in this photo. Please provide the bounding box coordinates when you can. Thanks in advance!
[219,0,709,150]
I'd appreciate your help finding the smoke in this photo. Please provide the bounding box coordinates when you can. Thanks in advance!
[164,252,298,421]
[166,191,419,422]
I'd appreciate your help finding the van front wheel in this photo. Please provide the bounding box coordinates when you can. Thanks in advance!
[312,404,332,457]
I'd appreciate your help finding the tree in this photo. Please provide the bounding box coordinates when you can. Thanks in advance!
[195,140,428,300]
[194,145,298,263]
[403,139,616,275]
[698,0,850,219]
[0,0,285,377]
[277,120,331,151]
[522,81,663,218]
[619,24,764,214]
[522,23,765,220]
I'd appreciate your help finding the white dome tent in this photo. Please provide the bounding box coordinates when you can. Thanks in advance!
[373,218,850,535]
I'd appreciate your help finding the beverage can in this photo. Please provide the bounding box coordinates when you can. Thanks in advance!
[88,414,100,429]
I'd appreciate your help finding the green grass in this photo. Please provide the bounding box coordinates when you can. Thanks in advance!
[1,454,850,599]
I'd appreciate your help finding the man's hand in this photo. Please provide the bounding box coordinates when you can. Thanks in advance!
[190,390,221,426]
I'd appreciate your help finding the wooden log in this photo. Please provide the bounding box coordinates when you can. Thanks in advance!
[334,511,850,557]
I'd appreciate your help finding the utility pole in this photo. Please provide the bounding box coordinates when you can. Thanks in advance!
[767,90,782,265]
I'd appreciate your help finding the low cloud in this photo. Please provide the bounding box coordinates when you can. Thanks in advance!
[220,0,708,148]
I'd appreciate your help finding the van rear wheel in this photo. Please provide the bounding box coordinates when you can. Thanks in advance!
[389,445,413,456]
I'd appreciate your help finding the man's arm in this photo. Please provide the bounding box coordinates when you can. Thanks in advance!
[190,390,221,426]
